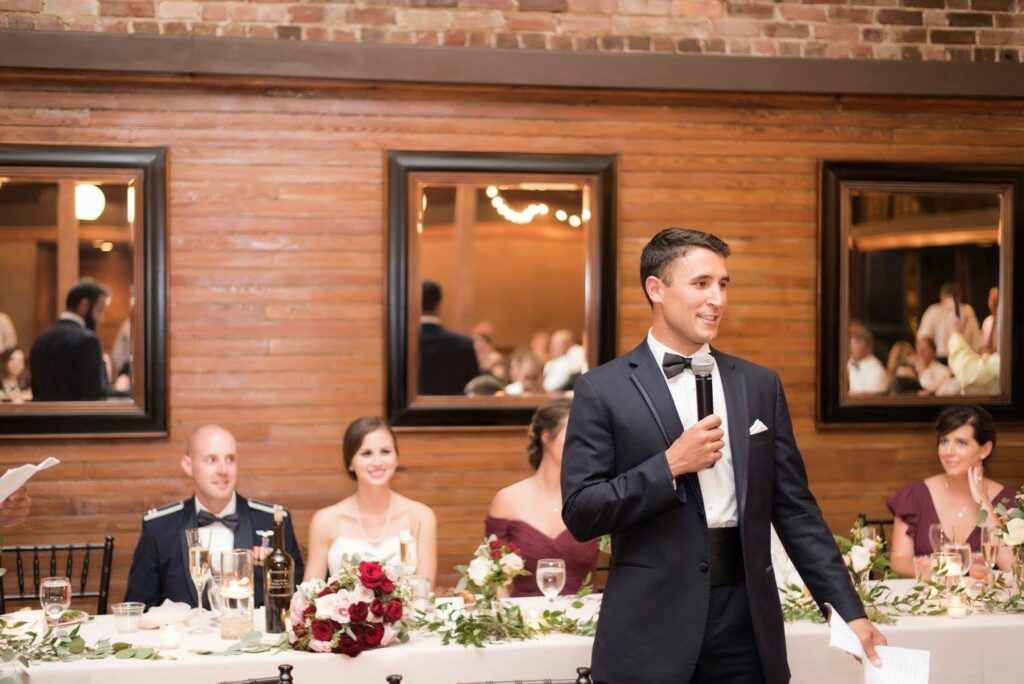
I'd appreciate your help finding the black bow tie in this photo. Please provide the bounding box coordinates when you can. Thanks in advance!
[662,353,693,379]
[196,510,239,531]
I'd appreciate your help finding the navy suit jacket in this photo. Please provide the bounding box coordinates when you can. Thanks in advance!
[561,342,865,684]
[419,322,479,395]
[125,495,305,609]
[29,319,108,401]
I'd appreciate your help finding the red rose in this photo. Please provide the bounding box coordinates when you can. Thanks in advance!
[364,622,384,646]
[292,623,308,639]
[302,604,315,618]
[335,635,362,657]
[359,561,385,588]
[370,598,385,617]
[508,543,520,554]
[311,619,334,642]
[490,549,501,560]
[349,601,369,622]
[384,598,404,623]
[350,623,367,642]
[489,540,501,550]
[380,578,395,594]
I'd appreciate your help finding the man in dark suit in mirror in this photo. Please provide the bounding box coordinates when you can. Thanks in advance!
[561,228,886,684]
[29,277,113,401]
[419,280,479,395]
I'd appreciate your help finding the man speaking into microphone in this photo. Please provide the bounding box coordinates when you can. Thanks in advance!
[561,228,885,684]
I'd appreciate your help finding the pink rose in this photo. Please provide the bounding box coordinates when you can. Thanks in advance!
[380,625,399,647]
[290,592,311,626]
[309,638,333,653]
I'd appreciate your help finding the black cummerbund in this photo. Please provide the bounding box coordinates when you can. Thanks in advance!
[708,526,745,587]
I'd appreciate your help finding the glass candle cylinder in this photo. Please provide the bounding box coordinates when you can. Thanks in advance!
[217,549,255,640]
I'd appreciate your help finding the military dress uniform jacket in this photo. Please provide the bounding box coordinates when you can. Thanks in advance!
[125,495,305,609]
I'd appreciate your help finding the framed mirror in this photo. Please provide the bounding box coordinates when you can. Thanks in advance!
[0,145,167,438]
[387,151,617,427]
[819,162,1024,426]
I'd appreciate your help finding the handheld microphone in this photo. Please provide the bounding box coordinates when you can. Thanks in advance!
[692,353,716,468]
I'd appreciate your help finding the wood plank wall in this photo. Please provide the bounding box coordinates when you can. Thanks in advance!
[2,76,1024,601]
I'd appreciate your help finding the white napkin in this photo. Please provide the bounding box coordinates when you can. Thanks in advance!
[138,600,202,630]
[0,457,59,502]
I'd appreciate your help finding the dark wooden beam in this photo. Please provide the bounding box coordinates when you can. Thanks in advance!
[1,29,1024,98]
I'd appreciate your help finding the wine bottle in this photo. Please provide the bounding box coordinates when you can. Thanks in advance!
[265,505,294,634]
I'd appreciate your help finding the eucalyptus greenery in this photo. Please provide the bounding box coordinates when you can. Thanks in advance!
[193,630,290,657]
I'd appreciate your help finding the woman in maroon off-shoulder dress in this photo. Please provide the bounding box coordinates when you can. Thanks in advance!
[486,397,599,598]
[888,404,1017,578]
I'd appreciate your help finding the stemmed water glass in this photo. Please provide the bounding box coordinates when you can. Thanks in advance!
[929,523,951,553]
[535,558,566,606]
[185,528,213,633]
[941,542,972,589]
[39,576,71,625]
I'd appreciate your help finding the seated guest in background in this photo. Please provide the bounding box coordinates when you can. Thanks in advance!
[948,311,1000,395]
[464,374,505,397]
[505,348,545,395]
[888,405,1015,578]
[305,417,437,585]
[472,333,505,380]
[847,325,888,395]
[917,282,981,360]
[885,340,914,378]
[543,329,587,393]
[126,425,304,609]
[914,337,951,395]
[530,330,550,364]
[979,286,999,354]
[887,363,923,395]
[0,347,31,403]
[0,310,15,352]
[419,280,479,395]
[30,278,116,401]
[486,398,598,597]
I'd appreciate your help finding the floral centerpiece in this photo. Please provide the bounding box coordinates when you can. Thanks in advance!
[990,484,1024,588]
[835,522,891,593]
[287,560,410,657]
[455,535,530,605]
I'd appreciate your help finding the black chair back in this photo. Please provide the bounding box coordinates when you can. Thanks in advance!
[0,536,114,614]
[457,665,593,684]
[218,664,294,684]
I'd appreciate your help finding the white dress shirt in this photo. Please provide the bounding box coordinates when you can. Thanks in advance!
[647,330,738,528]
[847,354,888,394]
[195,493,237,559]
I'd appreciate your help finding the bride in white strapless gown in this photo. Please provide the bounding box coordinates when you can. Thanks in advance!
[304,417,438,585]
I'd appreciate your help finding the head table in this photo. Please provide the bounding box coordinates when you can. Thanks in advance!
[22,586,1024,683]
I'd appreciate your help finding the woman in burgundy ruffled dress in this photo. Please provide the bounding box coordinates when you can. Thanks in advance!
[486,397,599,597]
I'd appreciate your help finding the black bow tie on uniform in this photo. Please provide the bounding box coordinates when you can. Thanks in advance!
[662,353,693,379]
[196,510,239,531]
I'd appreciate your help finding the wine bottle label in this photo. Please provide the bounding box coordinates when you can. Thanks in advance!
[267,569,293,593]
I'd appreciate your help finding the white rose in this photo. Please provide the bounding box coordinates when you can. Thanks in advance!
[352,584,375,604]
[467,556,492,586]
[850,545,871,574]
[861,538,877,554]
[1004,518,1024,546]
[500,553,524,574]
[314,592,340,619]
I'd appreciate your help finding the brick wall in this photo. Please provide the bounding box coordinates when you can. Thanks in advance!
[1,0,1022,62]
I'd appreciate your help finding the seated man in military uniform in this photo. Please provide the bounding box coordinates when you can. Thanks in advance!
[125,424,304,608]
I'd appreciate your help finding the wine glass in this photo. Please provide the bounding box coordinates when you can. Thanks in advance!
[39,576,71,624]
[941,542,972,589]
[535,558,566,606]
[928,523,951,553]
[184,528,212,633]
[980,525,1002,588]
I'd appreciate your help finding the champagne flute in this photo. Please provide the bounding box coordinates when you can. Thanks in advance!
[39,576,71,624]
[535,558,566,606]
[399,518,419,576]
[980,525,1002,588]
[928,523,951,553]
[185,528,212,633]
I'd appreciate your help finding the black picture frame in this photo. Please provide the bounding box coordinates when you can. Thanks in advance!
[0,144,168,438]
[387,151,618,427]
[818,161,1024,427]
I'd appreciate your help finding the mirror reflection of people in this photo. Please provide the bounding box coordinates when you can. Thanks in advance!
[505,348,544,395]
[0,310,16,352]
[29,278,118,401]
[543,329,587,392]
[913,337,951,395]
[125,425,304,609]
[847,325,888,396]
[0,347,31,403]
[917,282,981,360]
[947,311,1000,395]
[979,286,999,354]
[486,398,598,597]
[305,417,438,586]
[418,280,479,395]
[888,405,1015,577]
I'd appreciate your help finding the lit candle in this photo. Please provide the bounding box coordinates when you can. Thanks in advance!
[947,595,968,619]
[221,579,254,600]
[946,559,963,577]
[160,623,181,649]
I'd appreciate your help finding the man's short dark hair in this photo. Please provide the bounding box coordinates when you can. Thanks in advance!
[422,280,442,315]
[639,228,731,306]
[65,278,110,311]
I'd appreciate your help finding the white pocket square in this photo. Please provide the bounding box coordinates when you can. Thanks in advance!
[749,420,768,436]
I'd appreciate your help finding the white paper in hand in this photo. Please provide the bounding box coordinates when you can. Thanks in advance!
[0,457,59,503]
[825,603,929,684]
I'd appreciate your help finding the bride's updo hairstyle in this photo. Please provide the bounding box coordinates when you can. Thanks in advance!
[343,416,399,481]
[526,397,572,470]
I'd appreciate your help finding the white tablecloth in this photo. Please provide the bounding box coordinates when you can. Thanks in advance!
[24,592,1024,683]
